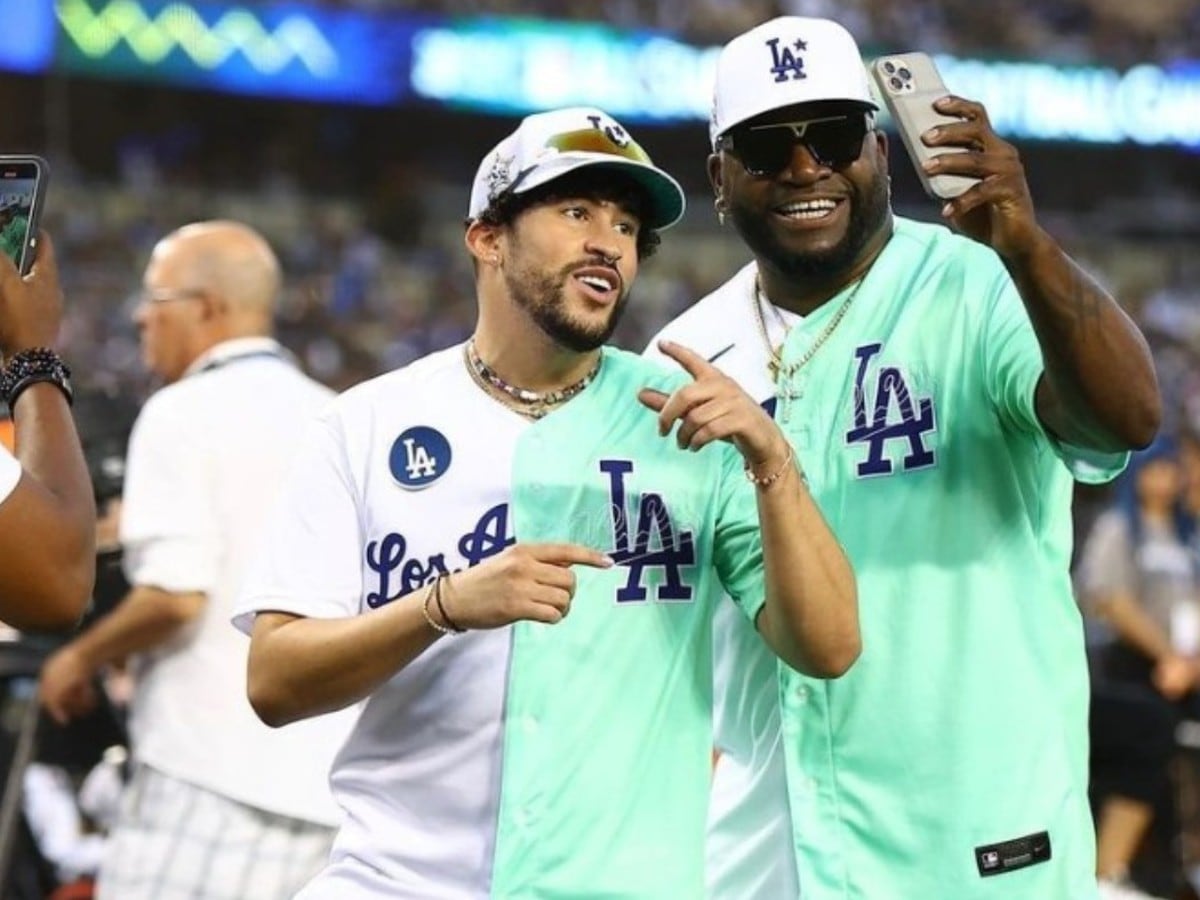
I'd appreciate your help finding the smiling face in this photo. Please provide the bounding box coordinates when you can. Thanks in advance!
[712,100,892,283]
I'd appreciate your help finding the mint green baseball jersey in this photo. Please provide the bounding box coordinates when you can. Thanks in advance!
[766,217,1122,899]
[494,347,767,898]
[237,344,768,898]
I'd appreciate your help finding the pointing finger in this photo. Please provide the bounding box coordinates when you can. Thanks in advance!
[528,543,614,569]
[657,340,716,380]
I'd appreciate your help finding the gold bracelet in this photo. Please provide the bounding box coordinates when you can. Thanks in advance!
[433,573,466,633]
[421,575,464,635]
[744,446,798,489]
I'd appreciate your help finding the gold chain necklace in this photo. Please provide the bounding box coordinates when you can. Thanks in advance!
[752,276,862,383]
[463,340,601,420]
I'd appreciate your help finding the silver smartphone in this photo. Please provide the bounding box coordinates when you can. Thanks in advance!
[0,155,48,275]
[869,53,977,201]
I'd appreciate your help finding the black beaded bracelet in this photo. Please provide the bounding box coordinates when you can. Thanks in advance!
[2,347,73,410]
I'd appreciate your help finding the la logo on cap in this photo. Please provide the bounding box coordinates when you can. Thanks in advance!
[766,35,808,83]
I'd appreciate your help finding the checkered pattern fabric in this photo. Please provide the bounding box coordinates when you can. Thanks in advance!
[96,765,335,900]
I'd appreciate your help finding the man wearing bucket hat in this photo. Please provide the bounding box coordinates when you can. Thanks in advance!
[234,105,859,898]
[647,16,1161,900]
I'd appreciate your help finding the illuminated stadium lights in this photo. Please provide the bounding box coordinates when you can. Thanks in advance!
[410,23,718,121]
[936,56,1200,149]
[56,0,338,75]
[31,0,1200,149]
[0,0,56,73]
[410,21,1199,148]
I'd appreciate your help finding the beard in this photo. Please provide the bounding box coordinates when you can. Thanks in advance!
[728,168,890,281]
[505,260,629,352]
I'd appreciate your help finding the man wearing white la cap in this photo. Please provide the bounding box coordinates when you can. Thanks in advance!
[234,105,859,898]
[647,15,1161,900]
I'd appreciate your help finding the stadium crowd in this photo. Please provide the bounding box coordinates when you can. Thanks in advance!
[302,0,1200,64]
[1,2,1198,897]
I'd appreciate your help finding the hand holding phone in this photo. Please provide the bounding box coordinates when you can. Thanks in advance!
[0,156,48,276]
[0,229,63,358]
[869,53,978,201]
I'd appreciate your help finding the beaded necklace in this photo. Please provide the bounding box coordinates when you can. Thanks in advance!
[464,339,601,420]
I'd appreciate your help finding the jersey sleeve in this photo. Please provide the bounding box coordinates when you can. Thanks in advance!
[232,410,365,633]
[712,444,766,624]
[0,445,19,507]
[119,394,217,594]
[980,269,1128,484]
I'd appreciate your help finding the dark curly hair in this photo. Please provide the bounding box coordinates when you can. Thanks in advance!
[470,167,662,260]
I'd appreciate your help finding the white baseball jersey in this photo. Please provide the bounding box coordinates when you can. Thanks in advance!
[234,343,771,899]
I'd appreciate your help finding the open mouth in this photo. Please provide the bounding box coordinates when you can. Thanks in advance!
[572,266,622,303]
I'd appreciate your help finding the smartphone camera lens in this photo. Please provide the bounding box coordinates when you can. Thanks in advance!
[897,66,912,81]
[883,61,896,74]
[889,76,903,90]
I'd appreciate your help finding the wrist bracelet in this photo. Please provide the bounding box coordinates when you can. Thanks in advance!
[745,446,798,489]
[421,574,465,635]
[433,574,466,633]
[2,347,73,410]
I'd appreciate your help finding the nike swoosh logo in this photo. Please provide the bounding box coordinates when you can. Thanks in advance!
[706,343,735,363]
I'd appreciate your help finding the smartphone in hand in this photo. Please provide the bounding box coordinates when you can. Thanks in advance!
[869,53,977,201]
[0,156,48,275]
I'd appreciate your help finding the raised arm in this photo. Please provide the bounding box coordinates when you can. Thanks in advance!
[0,233,96,630]
[639,340,859,677]
[923,96,1160,451]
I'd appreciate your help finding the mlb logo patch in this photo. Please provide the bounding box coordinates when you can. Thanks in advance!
[389,426,452,489]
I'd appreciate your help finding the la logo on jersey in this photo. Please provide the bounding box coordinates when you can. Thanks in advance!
[844,343,937,477]
[766,35,808,82]
[389,426,452,489]
[599,460,696,603]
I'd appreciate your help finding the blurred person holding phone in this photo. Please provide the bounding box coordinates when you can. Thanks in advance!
[0,230,95,631]
[234,106,858,899]
[646,15,1162,900]
[37,221,356,900]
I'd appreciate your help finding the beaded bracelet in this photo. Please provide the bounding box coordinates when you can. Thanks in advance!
[421,574,465,635]
[1,347,72,410]
[744,446,799,489]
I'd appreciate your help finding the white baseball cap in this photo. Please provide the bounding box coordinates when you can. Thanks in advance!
[710,17,877,147]
[467,106,686,231]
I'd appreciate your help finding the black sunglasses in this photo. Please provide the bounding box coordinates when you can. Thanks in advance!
[719,114,871,177]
